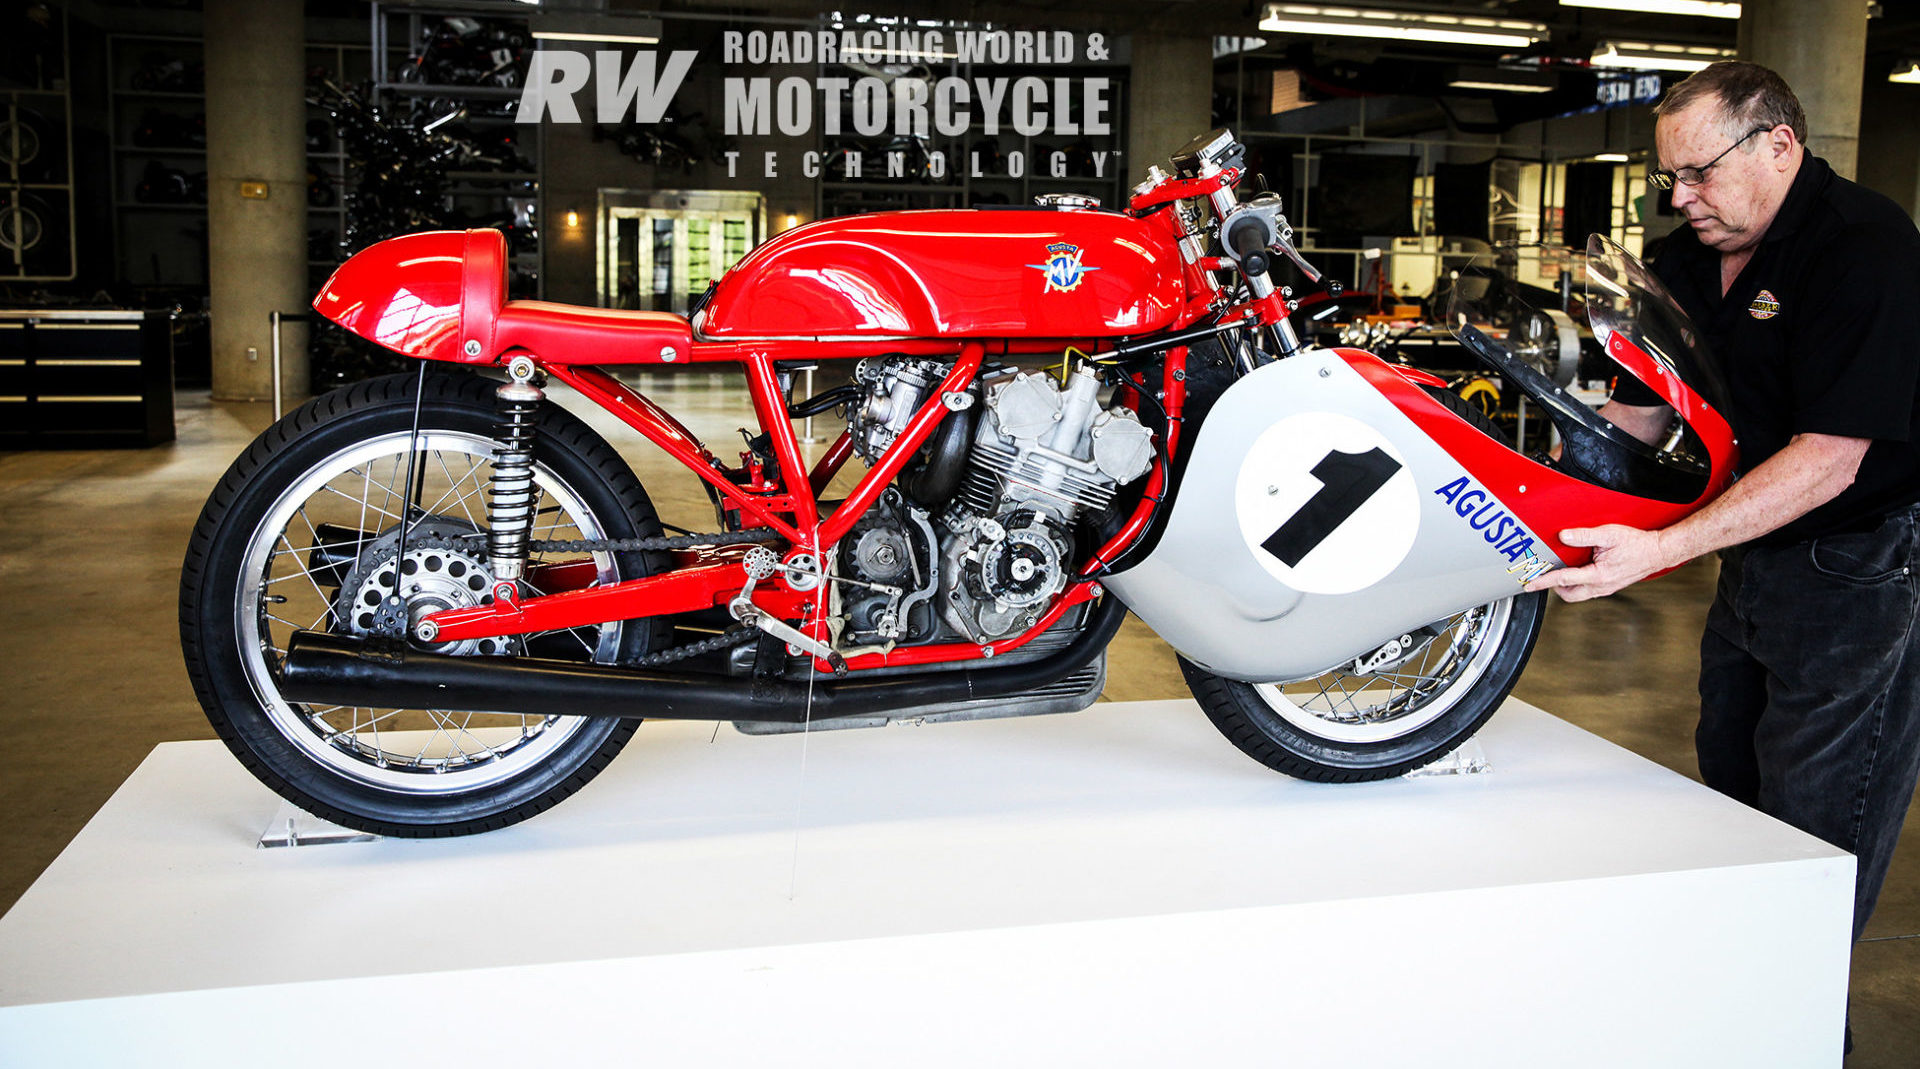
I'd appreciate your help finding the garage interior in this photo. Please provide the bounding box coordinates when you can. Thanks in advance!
[2,0,1918,1060]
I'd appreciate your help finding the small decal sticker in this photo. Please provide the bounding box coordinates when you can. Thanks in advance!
[1235,413,1420,595]
[1507,549,1555,587]
[1749,289,1781,320]
[1028,242,1101,293]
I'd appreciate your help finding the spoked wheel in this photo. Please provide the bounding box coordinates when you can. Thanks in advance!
[181,371,670,836]
[1181,592,1546,781]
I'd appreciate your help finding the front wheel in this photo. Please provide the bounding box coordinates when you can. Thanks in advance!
[1181,593,1546,781]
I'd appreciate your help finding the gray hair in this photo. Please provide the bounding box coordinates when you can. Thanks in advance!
[1655,61,1808,143]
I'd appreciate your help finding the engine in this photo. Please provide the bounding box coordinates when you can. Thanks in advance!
[837,357,1154,647]
[847,357,952,464]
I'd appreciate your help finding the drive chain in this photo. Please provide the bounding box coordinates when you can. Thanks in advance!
[473,527,783,554]
[629,625,758,667]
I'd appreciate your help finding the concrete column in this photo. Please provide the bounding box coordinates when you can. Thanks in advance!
[1125,35,1213,183]
[1857,76,1920,221]
[1737,0,1867,179]
[204,0,307,403]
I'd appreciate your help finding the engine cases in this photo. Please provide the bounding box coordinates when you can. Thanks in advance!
[694,209,1185,340]
[1101,348,1563,681]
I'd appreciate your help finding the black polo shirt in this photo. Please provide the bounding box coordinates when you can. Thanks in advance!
[1618,153,1920,545]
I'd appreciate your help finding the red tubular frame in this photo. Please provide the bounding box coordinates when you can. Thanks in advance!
[821,345,982,547]
[417,332,1193,662]
[420,342,997,649]
[407,164,1287,667]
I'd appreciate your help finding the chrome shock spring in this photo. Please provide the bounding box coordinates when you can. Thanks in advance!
[487,356,544,583]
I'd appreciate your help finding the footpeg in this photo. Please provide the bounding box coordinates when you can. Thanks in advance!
[729,548,845,671]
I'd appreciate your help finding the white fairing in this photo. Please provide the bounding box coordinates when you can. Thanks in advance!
[1102,349,1561,681]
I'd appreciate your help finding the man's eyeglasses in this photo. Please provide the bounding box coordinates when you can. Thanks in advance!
[1648,126,1773,190]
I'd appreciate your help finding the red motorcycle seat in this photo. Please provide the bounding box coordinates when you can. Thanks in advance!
[491,302,694,365]
[455,228,692,365]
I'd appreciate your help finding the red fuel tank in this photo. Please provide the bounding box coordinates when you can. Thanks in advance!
[696,209,1187,340]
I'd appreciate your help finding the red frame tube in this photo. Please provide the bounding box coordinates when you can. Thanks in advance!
[820,344,983,547]
[421,344,987,648]
[546,364,808,544]
[810,431,854,497]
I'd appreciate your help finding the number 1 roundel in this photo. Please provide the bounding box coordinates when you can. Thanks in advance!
[1233,412,1420,595]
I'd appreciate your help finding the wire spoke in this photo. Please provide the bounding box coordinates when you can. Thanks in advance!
[430,450,487,527]
[245,434,629,782]
[316,482,404,523]
[419,451,488,521]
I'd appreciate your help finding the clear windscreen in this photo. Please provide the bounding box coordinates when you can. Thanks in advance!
[1442,241,1717,504]
[1583,234,1730,416]
[1439,244,1583,389]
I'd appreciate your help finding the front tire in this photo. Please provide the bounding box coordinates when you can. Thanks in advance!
[1183,593,1546,782]
[180,370,670,836]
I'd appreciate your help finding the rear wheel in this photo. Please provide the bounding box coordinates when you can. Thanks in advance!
[180,371,670,836]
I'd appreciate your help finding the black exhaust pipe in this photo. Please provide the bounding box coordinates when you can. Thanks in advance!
[279,596,1125,723]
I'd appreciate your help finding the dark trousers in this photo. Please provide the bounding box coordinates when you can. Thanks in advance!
[1700,506,1920,943]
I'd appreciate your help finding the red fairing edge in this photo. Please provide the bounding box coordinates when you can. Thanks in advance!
[1335,348,1732,568]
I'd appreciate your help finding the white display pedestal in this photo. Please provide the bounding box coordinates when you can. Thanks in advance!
[0,699,1853,1067]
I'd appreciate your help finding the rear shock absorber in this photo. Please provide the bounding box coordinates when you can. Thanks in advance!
[487,355,543,583]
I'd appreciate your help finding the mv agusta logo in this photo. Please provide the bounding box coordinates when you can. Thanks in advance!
[1030,242,1100,292]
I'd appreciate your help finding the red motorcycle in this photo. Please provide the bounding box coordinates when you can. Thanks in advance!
[180,129,1735,836]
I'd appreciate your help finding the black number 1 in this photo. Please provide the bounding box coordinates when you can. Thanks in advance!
[1261,447,1402,567]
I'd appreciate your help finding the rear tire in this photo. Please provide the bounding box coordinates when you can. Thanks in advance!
[180,370,671,836]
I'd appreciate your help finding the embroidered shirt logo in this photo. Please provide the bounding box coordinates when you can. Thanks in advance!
[1749,289,1781,320]
[1028,242,1100,293]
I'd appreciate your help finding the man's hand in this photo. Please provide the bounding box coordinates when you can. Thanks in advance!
[1520,432,1868,603]
[1524,525,1676,602]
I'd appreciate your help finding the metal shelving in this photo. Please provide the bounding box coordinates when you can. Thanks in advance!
[368,2,543,296]
[1,4,76,281]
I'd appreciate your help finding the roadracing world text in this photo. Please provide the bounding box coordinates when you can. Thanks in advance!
[515,30,1118,150]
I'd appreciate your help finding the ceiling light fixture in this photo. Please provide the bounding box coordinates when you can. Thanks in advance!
[1594,153,1631,162]
[1892,59,1920,85]
[1448,79,1556,93]
[1258,5,1548,48]
[1559,0,1741,17]
[530,15,663,45]
[1591,41,1735,72]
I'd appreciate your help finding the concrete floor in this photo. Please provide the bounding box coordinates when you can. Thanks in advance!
[3,372,1916,1062]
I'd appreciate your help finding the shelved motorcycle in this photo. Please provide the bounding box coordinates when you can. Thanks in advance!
[180,128,1736,836]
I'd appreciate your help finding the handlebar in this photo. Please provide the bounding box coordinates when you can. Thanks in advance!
[1131,130,1350,333]
[1226,217,1271,278]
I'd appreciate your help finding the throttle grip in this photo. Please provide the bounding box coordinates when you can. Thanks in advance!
[1225,216,1271,276]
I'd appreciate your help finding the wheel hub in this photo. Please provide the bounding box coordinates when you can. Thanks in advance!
[335,518,518,656]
